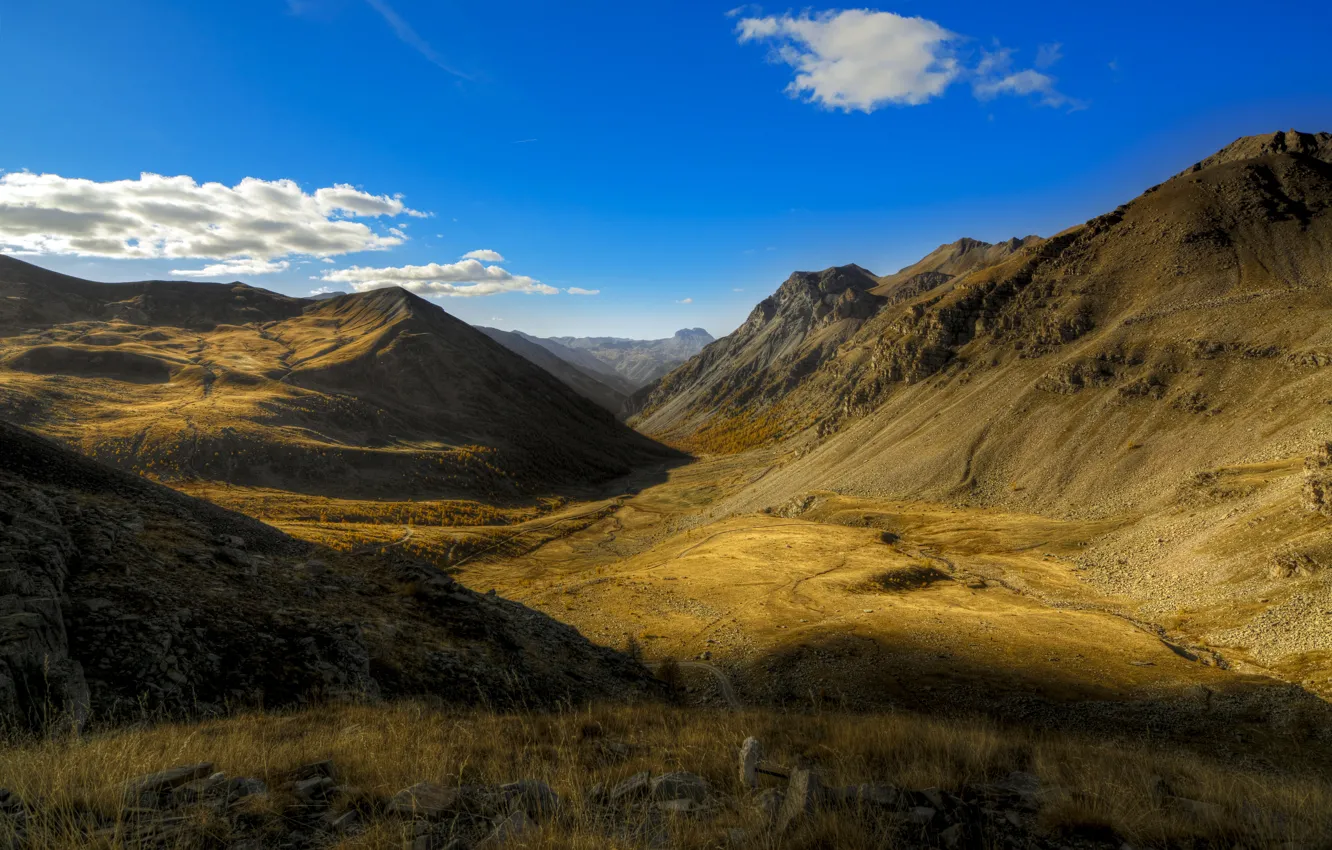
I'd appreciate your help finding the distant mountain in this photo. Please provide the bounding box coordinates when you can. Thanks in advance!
[0,260,678,497]
[546,328,715,389]
[476,326,629,415]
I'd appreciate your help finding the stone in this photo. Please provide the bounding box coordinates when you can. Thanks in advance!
[753,787,784,821]
[939,823,966,848]
[475,809,533,849]
[656,798,701,814]
[739,737,763,789]
[917,787,945,809]
[609,771,651,802]
[501,779,561,820]
[776,766,822,832]
[123,763,215,806]
[649,772,709,803]
[327,809,361,833]
[288,760,338,782]
[387,782,463,820]
[909,806,936,825]
[291,778,335,804]
[847,783,901,808]
[224,777,267,804]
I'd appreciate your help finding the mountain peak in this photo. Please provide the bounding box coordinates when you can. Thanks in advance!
[1181,129,1332,177]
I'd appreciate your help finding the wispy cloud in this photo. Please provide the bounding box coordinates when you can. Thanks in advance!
[364,0,470,80]
[566,287,600,295]
[677,297,693,304]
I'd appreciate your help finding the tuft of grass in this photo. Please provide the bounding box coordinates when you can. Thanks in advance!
[0,701,1328,849]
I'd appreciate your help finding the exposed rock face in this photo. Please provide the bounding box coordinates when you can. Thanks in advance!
[0,478,89,728]
[0,420,661,728]
[628,265,884,433]
[1303,443,1332,517]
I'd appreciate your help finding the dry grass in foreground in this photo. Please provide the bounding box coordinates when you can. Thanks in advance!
[1,701,1328,849]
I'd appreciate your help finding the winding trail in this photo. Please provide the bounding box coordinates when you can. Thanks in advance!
[350,526,413,556]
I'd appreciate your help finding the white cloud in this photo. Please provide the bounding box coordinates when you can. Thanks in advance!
[677,297,693,304]
[735,9,1079,112]
[732,288,745,292]
[322,258,558,297]
[461,249,505,262]
[321,257,336,264]
[0,172,425,266]
[972,47,1080,109]
[309,285,338,295]
[735,9,960,111]
[172,258,291,278]
[566,287,600,295]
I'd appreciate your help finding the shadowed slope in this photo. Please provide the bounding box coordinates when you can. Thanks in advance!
[0,419,661,728]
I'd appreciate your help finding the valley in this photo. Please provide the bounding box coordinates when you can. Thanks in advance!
[3,129,1332,849]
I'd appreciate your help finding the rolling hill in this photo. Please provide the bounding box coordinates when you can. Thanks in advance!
[0,259,678,499]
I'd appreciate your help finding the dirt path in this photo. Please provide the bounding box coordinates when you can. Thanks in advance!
[351,526,413,556]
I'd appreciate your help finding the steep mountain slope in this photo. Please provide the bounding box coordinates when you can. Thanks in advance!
[476,325,629,414]
[0,419,658,728]
[628,265,885,447]
[548,328,715,388]
[633,129,1332,685]
[0,266,676,498]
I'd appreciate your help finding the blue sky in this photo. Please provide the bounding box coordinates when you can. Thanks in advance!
[1,1,1327,338]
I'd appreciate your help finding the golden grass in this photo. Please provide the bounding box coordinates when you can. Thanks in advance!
[674,407,798,455]
[1,701,1327,849]
[175,485,551,528]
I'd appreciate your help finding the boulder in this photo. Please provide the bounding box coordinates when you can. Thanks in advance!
[776,766,822,832]
[501,779,561,820]
[387,782,463,820]
[123,763,215,806]
[649,772,709,803]
[609,771,651,802]
[739,737,763,789]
